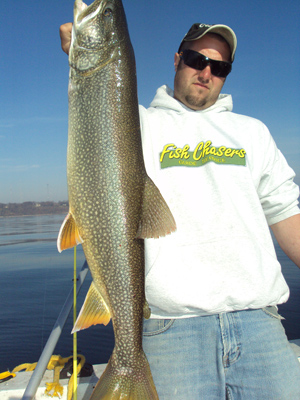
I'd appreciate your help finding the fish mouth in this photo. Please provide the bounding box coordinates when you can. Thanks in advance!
[70,0,124,75]
[72,0,114,50]
[74,0,107,24]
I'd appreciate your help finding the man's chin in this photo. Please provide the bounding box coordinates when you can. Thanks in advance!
[184,95,210,111]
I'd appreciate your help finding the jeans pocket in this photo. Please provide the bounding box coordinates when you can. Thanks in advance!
[262,306,285,320]
[143,318,175,336]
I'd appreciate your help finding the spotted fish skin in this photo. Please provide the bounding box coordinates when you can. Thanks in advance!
[57,0,176,399]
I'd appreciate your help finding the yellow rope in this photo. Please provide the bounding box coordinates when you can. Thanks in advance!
[12,363,37,373]
[0,354,86,399]
[0,371,16,381]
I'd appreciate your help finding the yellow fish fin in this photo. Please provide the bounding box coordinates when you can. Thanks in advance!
[72,282,111,333]
[57,211,83,253]
[136,176,176,239]
[90,351,159,400]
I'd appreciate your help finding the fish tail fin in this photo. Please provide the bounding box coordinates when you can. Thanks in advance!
[137,176,176,239]
[90,351,159,400]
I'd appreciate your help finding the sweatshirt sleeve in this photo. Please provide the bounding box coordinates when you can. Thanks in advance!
[257,126,300,225]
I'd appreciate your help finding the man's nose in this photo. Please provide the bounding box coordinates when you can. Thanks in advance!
[198,65,212,80]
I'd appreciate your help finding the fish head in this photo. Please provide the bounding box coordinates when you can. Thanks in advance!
[70,0,131,75]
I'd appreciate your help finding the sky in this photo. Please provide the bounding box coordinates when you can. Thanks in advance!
[0,0,299,204]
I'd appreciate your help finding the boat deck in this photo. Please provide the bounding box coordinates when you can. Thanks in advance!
[0,364,106,400]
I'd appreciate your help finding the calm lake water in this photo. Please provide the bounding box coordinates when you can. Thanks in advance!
[0,214,299,372]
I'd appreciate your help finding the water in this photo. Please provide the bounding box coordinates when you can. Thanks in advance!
[0,214,114,372]
[0,214,299,373]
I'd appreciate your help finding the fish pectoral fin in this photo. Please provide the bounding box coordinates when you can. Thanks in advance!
[72,282,111,333]
[57,212,83,253]
[136,176,177,239]
[143,300,151,319]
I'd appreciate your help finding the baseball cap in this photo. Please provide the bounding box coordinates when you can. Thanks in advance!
[178,23,237,62]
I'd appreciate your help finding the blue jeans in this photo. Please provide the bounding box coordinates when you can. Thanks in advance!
[143,308,300,399]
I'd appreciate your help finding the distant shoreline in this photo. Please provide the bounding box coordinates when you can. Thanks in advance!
[0,201,69,218]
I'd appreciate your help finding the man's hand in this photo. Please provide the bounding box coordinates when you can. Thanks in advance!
[59,23,72,55]
[271,214,300,268]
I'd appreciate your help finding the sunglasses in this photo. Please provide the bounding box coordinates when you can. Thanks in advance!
[179,49,232,78]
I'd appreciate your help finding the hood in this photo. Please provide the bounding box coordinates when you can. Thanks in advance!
[149,85,233,114]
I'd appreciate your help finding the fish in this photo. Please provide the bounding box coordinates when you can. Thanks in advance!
[57,0,176,398]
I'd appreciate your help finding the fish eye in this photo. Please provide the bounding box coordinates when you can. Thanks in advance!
[103,8,112,17]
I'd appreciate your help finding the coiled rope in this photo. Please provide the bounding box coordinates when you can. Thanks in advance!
[0,354,86,400]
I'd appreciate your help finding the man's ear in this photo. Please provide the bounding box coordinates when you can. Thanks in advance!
[174,52,181,72]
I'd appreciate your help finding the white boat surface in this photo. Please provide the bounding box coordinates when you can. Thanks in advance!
[0,362,106,400]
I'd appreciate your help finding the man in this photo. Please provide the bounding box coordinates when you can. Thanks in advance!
[60,22,300,399]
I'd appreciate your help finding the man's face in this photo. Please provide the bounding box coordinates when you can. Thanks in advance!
[173,35,231,111]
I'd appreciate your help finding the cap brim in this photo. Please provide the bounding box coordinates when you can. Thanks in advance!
[179,23,237,62]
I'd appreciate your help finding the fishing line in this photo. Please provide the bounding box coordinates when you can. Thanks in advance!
[40,267,48,353]
[73,245,78,400]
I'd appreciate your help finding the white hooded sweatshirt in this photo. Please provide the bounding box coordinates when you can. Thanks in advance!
[139,85,300,319]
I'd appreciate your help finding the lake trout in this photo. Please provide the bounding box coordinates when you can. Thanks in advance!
[57,0,176,398]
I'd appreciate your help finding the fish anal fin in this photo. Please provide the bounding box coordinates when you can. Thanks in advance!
[72,282,111,333]
[137,176,176,239]
[57,212,83,253]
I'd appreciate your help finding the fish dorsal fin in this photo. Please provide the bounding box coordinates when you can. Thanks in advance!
[72,282,111,333]
[137,176,176,239]
[57,212,83,253]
